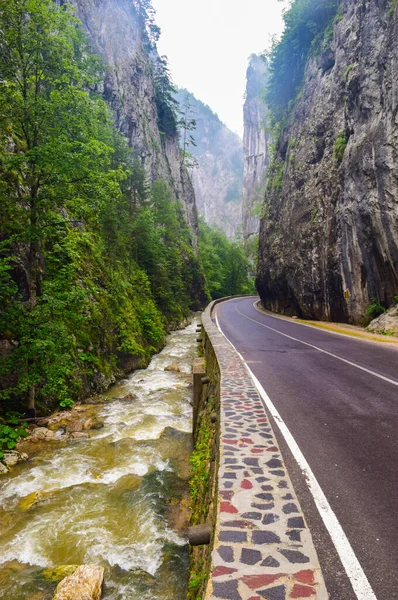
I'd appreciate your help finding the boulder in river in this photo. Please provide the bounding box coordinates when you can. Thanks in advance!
[52,564,104,600]
[0,461,8,475]
[83,417,104,430]
[18,489,55,510]
[2,451,28,467]
[164,363,181,372]
[69,432,89,440]
[67,420,84,433]
[30,427,56,441]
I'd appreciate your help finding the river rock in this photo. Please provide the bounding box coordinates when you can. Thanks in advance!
[18,489,55,510]
[2,451,28,467]
[121,393,137,401]
[83,417,104,430]
[67,421,84,433]
[31,427,55,441]
[164,363,181,372]
[0,462,9,475]
[366,305,398,336]
[52,564,104,600]
[69,432,89,439]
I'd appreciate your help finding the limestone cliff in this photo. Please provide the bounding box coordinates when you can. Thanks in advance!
[256,0,398,323]
[66,0,198,237]
[242,55,271,241]
[175,89,243,239]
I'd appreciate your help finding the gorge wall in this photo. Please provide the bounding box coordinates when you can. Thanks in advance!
[256,0,398,323]
[67,0,199,237]
[175,89,243,239]
[242,55,271,241]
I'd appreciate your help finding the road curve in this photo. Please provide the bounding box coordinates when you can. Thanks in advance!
[215,297,398,600]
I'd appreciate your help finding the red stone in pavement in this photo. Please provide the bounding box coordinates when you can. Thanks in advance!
[241,438,254,444]
[251,449,265,453]
[241,574,283,590]
[220,501,238,514]
[213,566,238,577]
[257,418,268,423]
[266,446,279,452]
[223,439,238,444]
[293,571,315,586]
[248,597,261,600]
[241,479,253,489]
[290,584,316,598]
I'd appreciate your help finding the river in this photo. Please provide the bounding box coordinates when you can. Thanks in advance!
[0,318,199,599]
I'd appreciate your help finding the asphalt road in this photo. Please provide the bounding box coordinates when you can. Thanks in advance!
[215,297,398,600]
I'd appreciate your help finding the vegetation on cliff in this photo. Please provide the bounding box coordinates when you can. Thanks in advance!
[266,0,340,125]
[0,0,203,415]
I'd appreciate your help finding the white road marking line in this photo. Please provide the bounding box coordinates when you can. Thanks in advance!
[234,302,398,388]
[214,304,378,600]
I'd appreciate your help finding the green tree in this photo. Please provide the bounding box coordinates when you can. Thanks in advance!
[198,220,254,299]
[0,0,164,414]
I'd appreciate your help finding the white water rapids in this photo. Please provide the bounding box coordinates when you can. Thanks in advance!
[0,318,199,599]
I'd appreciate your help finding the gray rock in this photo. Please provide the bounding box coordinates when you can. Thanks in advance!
[367,305,398,336]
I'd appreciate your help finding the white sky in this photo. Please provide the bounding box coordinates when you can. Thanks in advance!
[151,0,288,137]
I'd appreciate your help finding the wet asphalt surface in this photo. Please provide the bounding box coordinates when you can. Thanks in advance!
[215,297,398,600]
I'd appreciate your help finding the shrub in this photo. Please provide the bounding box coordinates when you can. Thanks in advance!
[366,299,386,319]
[334,131,347,161]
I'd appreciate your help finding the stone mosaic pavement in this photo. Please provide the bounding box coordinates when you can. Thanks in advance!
[202,302,329,600]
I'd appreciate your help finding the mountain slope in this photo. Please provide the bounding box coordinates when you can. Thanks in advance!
[175,89,243,239]
[242,54,271,241]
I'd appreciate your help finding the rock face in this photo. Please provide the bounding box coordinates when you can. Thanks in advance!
[66,0,198,239]
[242,55,271,241]
[367,304,398,336]
[175,89,243,239]
[256,1,398,322]
[53,564,104,600]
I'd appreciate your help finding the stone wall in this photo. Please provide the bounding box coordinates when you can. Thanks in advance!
[188,322,221,599]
